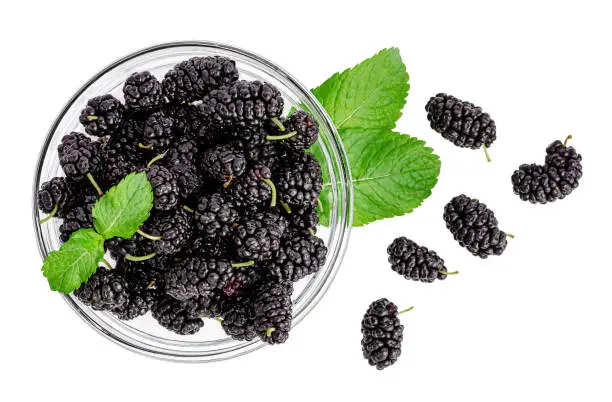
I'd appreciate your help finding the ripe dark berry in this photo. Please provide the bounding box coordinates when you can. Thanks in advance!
[221,295,257,341]
[152,295,204,335]
[112,288,157,320]
[164,257,232,301]
[425,93,496,152]
[269,234,327,282]
[252,280,293,345]
[37,177,74,218]
[164,136,199,167]
[58,133,103,181]
[143,111,174,151]
[162,56,240,104]
[195,192,238,240]
[201,144,247,183]
[79,94,125,137]
[230,165,275,207]
[139,209,193,256]
[283,111,319,150]
[387,237,455,283]
[59,195,97,242]
[443,194,509,258]
[101,137,143,187]
[74,267,129,311]
[233,211,288,262]
[123,71,163,111]
[145,165,179,211]
[361,298,405,370]
[512,136,583,204]
[275,152,322,208]
[196,80,284,129]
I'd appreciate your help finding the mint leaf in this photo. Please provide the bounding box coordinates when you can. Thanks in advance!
[92,172,153,239]
[42,228,105,293]
[312,48,409,131]
[316,129,440,227]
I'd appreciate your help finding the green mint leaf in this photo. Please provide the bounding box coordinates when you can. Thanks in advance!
[41,228,105,293]
[315,129,440,227]
[92,171,153,239]
[312,48,409,131]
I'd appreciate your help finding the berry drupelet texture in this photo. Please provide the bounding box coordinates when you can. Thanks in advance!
[196,80,284,129]
[195,192,238,240]
[123,71,163,111]
[201,144,247,183]
[74,268,129,311]
[152,295,204,335]
[146,165,179,211]
[275,152,322,208]
[425,93,496,150]
[164,257,232,301]
[143,111,175,151]
[443,194,508,258]
[361,298,404,370]
[387,237,451,283]
[37,177,74,217]
[512,137,583,204]
[59,195,96,242]
[139,209,193,255]
[79,94,125,137]
[283,111,319,150]
[230,165,275,207]
[221,295,257,341]
[269,234,327,282]
[162,56,240,104]
[233,211,288,262]
[58,133,103,181]
[253,280,293,344]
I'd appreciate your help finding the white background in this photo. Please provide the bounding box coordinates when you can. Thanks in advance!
[2,1,611,401]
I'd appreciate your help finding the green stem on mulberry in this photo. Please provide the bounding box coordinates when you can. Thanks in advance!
[231,260,255,268]
[266,327,276,337]
[260,178,277,207]
[101,258,113,270]
[223,175,233,189]
[137,228,162,241]
[441,270,459,275]
[279,200,292,214]
[86,115,99,121]
[266,130,297,141]
[483,145,492,163]
[270,117,286,132]
[563,135,573,147]
[138,143,153,150]
[214,317,223,323]
[125,252,157,262]
[397,306,414,315]
[317,198,323,212]
[308,228,315,236]
[39,203,59,224]
[507,233,515,239]
[87,173,104,196]
[147,153,165,167]
[183,205,194,213]
[146,280,156,289]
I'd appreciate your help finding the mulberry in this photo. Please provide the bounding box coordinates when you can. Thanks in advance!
[143,111,175,151]
[123,71,163,111]
[201,144,247,183]
[511,136,582,204]
[59,196,96,242]
[139,209,193,256]
[253,280,293,345]
[79,94,125,137]
[443,194,509,258]
[112,289,156,320]
[162,56,239,104]
[283,111,319,150]
[221,295,257,341]
[152,295,204,335]
[37,177,74,218]
[74,268,129,311]
[275,152,322,208]
[361,298,405,370]
[58,133,103,182]
[387,237,456,283]
[195,192,238,240]
[196,80,284,129]
[269,234,327,282]
[164,257,232,301]
[425,93,496,156]
[230,165,275,207]
[146,165,179,211]
[233,211,288,262]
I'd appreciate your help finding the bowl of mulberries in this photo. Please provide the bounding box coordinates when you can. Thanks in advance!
[33,41,352,361]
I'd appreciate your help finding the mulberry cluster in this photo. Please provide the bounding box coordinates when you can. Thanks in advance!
[443,194,508,258]
[512,137,583,204]
[39,55,327,342]
[387,237,453,283]
[425,93,496,150]
[361,298,405,370]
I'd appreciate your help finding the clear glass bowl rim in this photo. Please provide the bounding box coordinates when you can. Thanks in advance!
[31,41,353,362]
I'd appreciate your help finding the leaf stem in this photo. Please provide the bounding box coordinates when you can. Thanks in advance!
[137,228,162,241]
[223,175,233,189]
[183,205,194,213]
[101,258,113,270]
[125,252,157,262]
[563,135,573,147]
[39,203,58,224]
[441,270,459,275]
[266,327,276,337]
[231,260,255,268]
[138,143,153,150]
[146,280,156,289]
[147,153,165,167]
[214,317,223,323]
[270,117,286,131]
[266,130,297,141]
[87,173,103,196]
[398,306,414,315]
[260,178,277,207]
[87,115,99,121]
[308,228,315,236]
[279,200,292,214]
[507,233,515,239]
[483,145,492,163]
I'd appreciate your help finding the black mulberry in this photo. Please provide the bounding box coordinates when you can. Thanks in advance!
[230,165,275,207]
[425,93,496,154]
[195,192,238,240]
[233,211,288,262]
[275,152,322,208]
[253,280,293,345]
[58,133,103,182]
[152,295,204,335]
[282,111,319,150]
[443,194,509,258]
[143,111,175,151]
[37,177,74,218]
[164,257,232,301]
[146,165,179,211]
[511,136,583,204]
[139,209,193,256]
[221,295,257,341]
[162,56,239,104]
[79,94,125,137]
[387,237,456,283]
[74,268,129,311]
[269,234,327,282]
[123,71,163,111]
[201,144,247,183]
[59,195,97,242]
[361,298,405,370]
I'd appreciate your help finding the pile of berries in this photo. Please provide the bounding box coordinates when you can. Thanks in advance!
[37,56,327,344]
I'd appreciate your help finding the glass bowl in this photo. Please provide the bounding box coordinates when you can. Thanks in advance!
[32,41,352,362]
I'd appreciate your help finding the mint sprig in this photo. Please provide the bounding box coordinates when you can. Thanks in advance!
[93,172,153,239]
[41,172,153,293]
[310,48,440,226]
